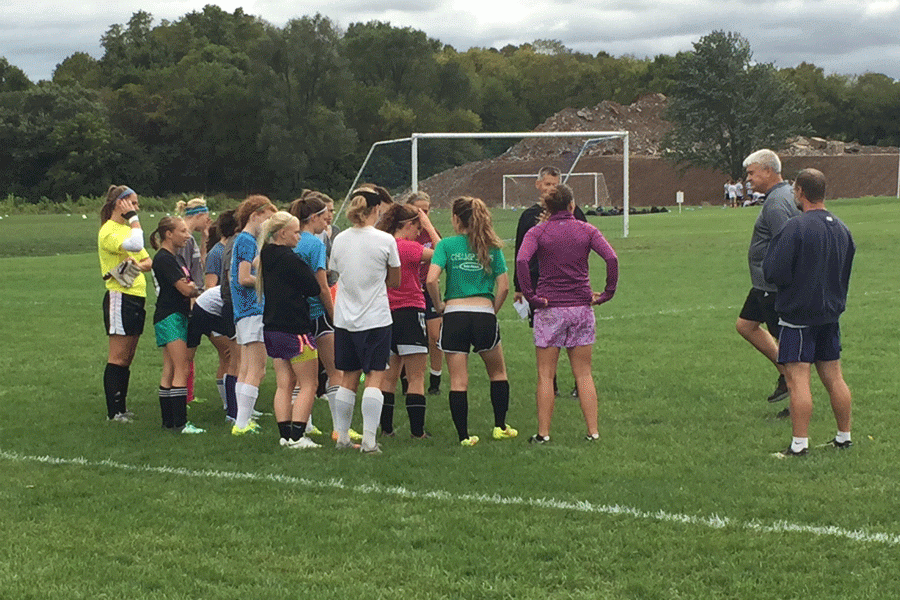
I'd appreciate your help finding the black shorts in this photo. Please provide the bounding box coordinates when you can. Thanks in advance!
[220,299,236,339]
[187,304,224,349]
[311,312,335,338]
[103,291,145,336]
[439,307,501,354]
[390,307,427,356]
[778,322,842,364]
[423,289,440,321]
[739,288,780,337]
[334,325,392,373]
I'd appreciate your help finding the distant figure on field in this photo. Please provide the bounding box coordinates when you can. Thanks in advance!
[763,168,855,457]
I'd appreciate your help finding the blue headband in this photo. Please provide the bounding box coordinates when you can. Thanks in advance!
[184,205,209,216]
[117,187,135,200]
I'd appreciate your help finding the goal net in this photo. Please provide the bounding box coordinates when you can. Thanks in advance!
[502,172,609,209]
[341,131,631,237]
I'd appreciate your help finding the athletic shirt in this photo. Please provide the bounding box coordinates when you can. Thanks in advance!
[293,231,327,319]
[98,219,150,297]
[205,241,224,282]
[415,227,439,284]
[230,231,263,321]
[329,226,401,331]
[388,238,426,311]
[195,285,223,316]
[220,237,235,305]
[431,235,507,302]
[152,247,191,323]
[260,244,321,334]
[316,223,342,286]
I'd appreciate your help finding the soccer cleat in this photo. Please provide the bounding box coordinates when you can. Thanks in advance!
[767,375,789,403]
[335,439,361,450]
[821,437,853,449]
[360,442,382,454]
[305,425,323,436]
[231,423,260,436]
[772,445,808,458]
[179,422,205,434]
[528,434,550,444]
[279,437,291,447]
[492,425,518,440]
[570,386,579,398]
[775,407,790,419]
[331,428,363,442]
[122,410,136,419]
[427,385,440,395]
[251,409,267,418]
[107,412,133,423]
[286,437,321,449]
[584,433,600,441]
[411,432,432,440]
[381,430,396,438]
[460,436,479,447]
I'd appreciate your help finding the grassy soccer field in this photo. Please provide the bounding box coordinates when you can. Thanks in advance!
[1,200,899,599]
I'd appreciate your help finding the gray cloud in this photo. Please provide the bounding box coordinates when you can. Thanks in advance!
[2,0,899,81]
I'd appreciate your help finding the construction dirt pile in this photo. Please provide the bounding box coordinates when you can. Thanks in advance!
[415,94,898,207]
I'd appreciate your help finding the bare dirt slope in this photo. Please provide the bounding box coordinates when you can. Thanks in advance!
[415,95,899,207]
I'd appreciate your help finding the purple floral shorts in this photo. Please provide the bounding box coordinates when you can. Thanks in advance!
[532,305,596,348]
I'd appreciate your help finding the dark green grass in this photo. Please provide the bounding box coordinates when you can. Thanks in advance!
[1,199,899,599]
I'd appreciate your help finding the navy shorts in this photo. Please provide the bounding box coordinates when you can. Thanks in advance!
[334,325,392,373]
[739,288,780,337]
[390,307,427,356]
[778,322,842,364]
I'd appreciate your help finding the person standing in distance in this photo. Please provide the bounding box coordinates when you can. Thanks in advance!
[736,149,800,411]
[763,169,854,457]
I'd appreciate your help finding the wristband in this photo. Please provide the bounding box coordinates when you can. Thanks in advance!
[123,210,139,223]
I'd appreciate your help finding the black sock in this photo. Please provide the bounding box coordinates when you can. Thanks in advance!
[104,363,129,419]
[406,393,426,437]
[277,421,291,441]
[552,374,559,395]
[290,422,307,441]
[429,372,441,391]
[448,390,469,441]
[159,387,174,428]
[490,380,510,429]
[380,392,395,433]
[224,374,237,420]
[120,366,131,414]
[171,387,188,428]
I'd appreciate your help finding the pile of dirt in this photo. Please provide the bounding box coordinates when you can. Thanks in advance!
[414,95,898,207]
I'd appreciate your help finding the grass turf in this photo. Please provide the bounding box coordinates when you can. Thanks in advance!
[1,199,899,599]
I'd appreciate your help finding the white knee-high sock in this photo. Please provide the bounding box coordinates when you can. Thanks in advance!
[216,378,227,410]
[333,386,356,444]
[361,387,384,449]
[235,383,259,429]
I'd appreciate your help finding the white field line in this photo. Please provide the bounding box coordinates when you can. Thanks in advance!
[3,448,899,547]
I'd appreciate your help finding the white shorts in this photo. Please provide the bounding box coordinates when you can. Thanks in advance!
[235,314,264,345]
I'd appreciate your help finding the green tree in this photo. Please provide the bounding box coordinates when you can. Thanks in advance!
[662,31,807,180]
[0,58,33,92]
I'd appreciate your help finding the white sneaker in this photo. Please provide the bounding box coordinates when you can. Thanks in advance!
[107,413,133,423]
[286,437,321,449]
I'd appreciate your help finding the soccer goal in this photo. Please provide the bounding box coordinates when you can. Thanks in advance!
[342,130,631,237]
[502,172,609,209]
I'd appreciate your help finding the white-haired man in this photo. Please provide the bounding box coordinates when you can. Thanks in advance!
[736,149,800,412]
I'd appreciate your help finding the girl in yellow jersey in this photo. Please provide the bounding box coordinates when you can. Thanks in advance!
[98,185,152,422]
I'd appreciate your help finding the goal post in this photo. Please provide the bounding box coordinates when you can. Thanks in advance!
[502,172,609,209]
[410,131,631,237]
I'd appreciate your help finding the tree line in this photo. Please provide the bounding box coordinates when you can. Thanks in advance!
[1,6,898,202]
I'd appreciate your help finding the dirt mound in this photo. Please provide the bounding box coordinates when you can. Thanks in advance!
[414,95,898,208]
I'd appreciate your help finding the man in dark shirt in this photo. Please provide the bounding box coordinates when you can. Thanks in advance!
[763,169,854,457]
[513,166,587,397]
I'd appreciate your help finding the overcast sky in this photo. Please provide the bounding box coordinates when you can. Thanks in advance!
[4,1,900,82]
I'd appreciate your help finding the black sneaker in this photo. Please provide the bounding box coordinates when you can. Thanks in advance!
[824,437,853,449]
[427,385,440,395]
[767,375,789,403]
[570,386,579,398]
[775,407,790,419]
[528,434,550,444]
[773,445,808,458]
[584,433,600,442]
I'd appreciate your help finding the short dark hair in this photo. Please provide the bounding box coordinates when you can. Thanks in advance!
[538,166,560,180]
[544,183,574,213]
[794,168,826,203]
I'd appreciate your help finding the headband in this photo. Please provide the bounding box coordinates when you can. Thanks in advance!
[184,205,209,216]
[117,187,135,200]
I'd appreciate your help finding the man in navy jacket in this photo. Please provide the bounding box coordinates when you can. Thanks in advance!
[763,168,855,457]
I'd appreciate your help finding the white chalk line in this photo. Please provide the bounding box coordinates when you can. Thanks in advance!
[2,448,898,547]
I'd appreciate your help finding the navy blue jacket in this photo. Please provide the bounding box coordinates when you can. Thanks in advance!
[763,209,854,326]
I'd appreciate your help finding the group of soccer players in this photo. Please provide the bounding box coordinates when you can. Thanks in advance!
[97,170,625,452]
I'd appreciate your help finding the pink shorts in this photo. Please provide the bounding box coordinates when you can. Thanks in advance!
[533,305,596,348]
